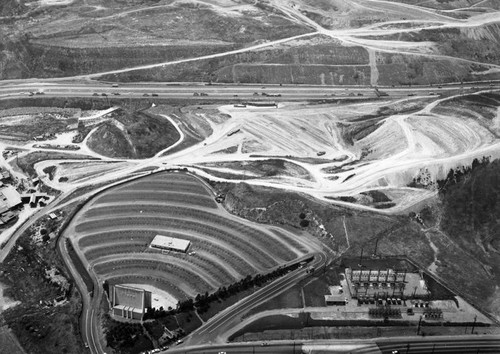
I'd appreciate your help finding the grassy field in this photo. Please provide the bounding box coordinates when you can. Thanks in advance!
[247,285,303,317]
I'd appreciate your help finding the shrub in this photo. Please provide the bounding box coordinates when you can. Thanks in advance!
[299,219,310,227]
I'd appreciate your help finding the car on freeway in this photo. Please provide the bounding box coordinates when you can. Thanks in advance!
[152,93,158,97]
[92,93,98,96]
[101,93,107,96]
[112,92,120,95]
[143,93,149,97]
[176,339,184,345]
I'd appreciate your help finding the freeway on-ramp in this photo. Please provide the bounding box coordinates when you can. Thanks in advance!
[181,252,328,347]
[164,335,500,354]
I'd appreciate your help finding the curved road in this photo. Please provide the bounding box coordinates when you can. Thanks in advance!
[165,336,500,354]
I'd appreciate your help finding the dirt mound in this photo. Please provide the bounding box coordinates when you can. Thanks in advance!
[87,110,180,159]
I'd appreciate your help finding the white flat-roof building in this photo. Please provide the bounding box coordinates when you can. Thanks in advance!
[150,235,190,253]
[0,185,22,215]
[110,284,151,320]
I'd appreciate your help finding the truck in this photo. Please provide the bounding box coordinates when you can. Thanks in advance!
[374,87,388,97]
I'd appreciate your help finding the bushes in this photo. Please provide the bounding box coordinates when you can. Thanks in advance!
[300,219,310,227]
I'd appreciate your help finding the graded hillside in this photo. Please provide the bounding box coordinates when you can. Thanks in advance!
[385,0,500,11]
[1,0,499,85]
[64,172,318,303]
[0,0,311,79]
[101,34,373,85]
[86,109,181,159]
[367,24,500,66]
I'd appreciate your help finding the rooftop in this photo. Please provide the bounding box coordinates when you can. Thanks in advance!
[151,234,190,252]
[0,185,22,211]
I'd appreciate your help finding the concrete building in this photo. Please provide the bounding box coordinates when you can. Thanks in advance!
[111,284,152,320]
[0,186,22,214]
[325,294,347,306]
[150,235,190,253]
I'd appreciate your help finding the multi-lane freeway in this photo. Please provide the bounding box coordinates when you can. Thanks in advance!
[0,80,497,102]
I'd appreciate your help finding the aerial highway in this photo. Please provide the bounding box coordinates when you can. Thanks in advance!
[0,80,497,102]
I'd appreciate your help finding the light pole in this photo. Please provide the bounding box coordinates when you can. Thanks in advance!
[417,315,423,335]
[471,315,477,334]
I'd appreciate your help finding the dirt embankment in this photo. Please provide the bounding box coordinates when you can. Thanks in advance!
[101,41,371,85]
[371,23,500,66]
[86,109,180,159]
[0,38,239,79]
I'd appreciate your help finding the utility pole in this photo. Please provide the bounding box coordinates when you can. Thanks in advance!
[359,247,364,266]
[417,315,423,335]
[405,343,410,354]
[471,315,477,334]
[431,343,436,354]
